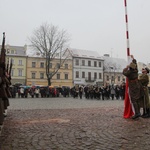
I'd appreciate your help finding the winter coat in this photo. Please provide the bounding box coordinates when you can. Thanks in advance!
[123,67,143,101]
[139,73,150,108]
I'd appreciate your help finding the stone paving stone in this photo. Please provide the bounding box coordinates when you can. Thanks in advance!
[0,97,150,149]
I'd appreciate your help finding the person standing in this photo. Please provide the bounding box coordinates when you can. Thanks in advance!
[110,84,115,100]
[35,87,40,98]
[79,86,83,99]
[123,56,144,119]
[139,67,150,118]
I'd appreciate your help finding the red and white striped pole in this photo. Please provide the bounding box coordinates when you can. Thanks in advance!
[124,0,130,59]
[123,0,134,119]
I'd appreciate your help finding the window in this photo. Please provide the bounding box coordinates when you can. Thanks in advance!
[82,72,85,78]
[76,71,79,78]
[18,60,22,65]
[64,74,68,80]
[88,61,91,66]
[11,69,14,77]
[75,59,79,65]
[57,74,60,79]
[82,60,85,66]
[65,64,68,69]
[111,76,114,81]
[99,62,101,67]
[88,72,91,80]
[94,61,97,67]
[107,75,109,81]
[118,76,120,81]
[94,72,97,79]
[50,63,52,68]
[99,73,102,79]
[32,62,36,68]
[40,73,44,79]
[55,53,59,57]
[11,50,15,54]
[12,59,14,65]
[18,69,22,76]
[7,49,10,54]
[32,73,36,79]
[40,62,44,68]
[56,63,60,68]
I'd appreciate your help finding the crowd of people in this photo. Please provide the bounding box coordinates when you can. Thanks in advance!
[9,82,126,101]
[10,86,60,98]
[70,83,126,100]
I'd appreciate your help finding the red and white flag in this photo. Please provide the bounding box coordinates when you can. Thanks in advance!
[123,78,134,118]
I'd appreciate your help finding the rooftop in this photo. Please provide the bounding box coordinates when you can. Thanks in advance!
[68,48,103,60]
[102,55,127,72]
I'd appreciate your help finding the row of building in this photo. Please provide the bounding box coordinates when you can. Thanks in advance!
[1,44,149,88]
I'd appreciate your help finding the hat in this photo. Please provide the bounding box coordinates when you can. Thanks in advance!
[145,67,149,73]
[129,62,137,69]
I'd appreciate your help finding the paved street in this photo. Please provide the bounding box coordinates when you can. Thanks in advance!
[0,97,150,150]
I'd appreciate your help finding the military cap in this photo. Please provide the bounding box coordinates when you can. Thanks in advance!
[145,67,149,73]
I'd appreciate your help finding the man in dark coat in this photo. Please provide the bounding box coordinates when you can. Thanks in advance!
[123,57,143,119]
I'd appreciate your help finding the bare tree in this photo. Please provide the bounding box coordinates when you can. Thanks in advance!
[29,23,70,86]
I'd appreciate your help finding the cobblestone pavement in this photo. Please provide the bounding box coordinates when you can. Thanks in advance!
[0,97,150,150]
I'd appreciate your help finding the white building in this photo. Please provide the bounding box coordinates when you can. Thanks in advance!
[68,48,104,86]
[102,54,127,85]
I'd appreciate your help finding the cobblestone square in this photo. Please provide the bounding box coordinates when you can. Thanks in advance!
[0,97,150,150]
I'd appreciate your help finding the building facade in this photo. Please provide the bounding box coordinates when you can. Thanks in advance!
[3,44,150,88]
[26,53,73,87]
[68,48,104,86]
[26,56,47,86]
[5,45,27,85]
[50,58,73,88]
[102,54,127,85]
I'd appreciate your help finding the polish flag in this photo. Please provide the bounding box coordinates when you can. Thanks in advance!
[123,56,134,118]
[123,78,134,118]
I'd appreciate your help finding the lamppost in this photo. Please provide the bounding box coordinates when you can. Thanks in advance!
[109,66,114,84]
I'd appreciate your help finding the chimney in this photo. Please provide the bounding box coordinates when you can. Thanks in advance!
[104,54,110,57]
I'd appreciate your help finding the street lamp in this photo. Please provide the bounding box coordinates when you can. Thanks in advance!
[109,66,114,84]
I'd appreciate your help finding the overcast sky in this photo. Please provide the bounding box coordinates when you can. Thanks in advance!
[0,0,150,64]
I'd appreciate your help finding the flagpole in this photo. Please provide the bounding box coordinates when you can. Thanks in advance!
[124,0,130,58]
[123,0,134,118]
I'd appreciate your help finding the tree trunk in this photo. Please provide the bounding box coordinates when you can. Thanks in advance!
[48,78,51,86]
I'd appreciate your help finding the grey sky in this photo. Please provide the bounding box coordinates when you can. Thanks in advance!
[0,0,150,63]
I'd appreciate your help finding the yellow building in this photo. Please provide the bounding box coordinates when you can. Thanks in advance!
[50,58,73,88]
[26,56,47,86]
[26,56,73,88]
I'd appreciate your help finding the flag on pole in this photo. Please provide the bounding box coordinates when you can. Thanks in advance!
[123,78,134,118]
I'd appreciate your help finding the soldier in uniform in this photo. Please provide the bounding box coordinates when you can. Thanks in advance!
[0,74,4,125]
[2,71,11,116]
[139,67,150,118]
[0,33,12,121]
[123,56,144,119]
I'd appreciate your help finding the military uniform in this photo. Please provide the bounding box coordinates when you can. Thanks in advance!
[123,59,143,119]
[0,33,11,125]
[139,68,150,117]
[0,77,4,125]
